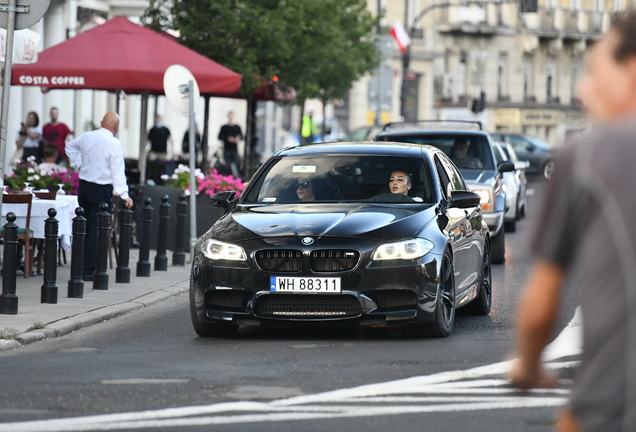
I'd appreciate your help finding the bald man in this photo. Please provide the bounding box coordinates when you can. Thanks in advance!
[66,112,133,281]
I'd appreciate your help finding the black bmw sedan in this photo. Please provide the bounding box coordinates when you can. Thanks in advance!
[190,142,492,338]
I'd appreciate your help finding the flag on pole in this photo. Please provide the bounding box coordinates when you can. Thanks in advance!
[389,20,411,54]
[0,29,40,64]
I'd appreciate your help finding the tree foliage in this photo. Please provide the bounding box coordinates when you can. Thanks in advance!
[141,0,379,101]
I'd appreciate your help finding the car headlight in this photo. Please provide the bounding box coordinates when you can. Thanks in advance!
[203,239,247,261]
[473,189,492,211]
[372,238,434,261]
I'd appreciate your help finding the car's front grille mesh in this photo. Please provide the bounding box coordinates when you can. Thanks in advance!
[255,294,362,318]
[206,290,248,311]
[255,249,303,272]
[310,250,359,272]
[374,290,418,311]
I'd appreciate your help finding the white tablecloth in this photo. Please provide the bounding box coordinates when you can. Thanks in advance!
[2,195,79,250]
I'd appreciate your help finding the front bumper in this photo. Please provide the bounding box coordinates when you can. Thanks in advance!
[191,250,442,328]
[482,211,504,236]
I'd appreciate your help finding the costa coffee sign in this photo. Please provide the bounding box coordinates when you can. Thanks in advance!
[18,75,86,86]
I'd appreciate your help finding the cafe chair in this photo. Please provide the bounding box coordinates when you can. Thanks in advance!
[1,192,35,278]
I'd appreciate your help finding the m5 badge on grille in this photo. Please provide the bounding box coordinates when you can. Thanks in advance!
[270,276,341,293]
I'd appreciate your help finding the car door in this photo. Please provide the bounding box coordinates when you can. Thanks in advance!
[441,154,483,293]
[435,155,473,295]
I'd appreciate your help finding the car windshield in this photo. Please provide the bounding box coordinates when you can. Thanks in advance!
[243,155,434,204]
[379,134,495,170]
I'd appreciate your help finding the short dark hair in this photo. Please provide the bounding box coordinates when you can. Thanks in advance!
[610,11,636,62]
[27,111,39,127]
[42,143,58,159]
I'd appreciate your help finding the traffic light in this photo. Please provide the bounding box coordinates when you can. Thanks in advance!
[471,92,486,114]
[520,0,538,13]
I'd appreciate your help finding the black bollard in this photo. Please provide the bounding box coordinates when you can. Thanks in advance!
[173,194,187,266]
[41,208,59,304]
[154,195,170,271]
[93,203,110,290]
[136,197,153,277]
[68,207,86,298]
[0,213,19,314]
[116,201,133,283]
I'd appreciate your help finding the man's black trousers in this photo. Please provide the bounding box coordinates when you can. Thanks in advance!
[78,180,113,277]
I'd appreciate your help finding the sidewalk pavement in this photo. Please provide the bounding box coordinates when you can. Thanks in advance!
[0,248,191,352]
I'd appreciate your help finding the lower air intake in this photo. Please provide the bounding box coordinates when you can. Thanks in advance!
[255,294,362,318]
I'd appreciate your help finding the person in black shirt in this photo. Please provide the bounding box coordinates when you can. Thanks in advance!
[218,111,243,175]
[147,115,172,160]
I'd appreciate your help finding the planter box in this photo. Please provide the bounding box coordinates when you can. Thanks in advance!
[133,185,226,251]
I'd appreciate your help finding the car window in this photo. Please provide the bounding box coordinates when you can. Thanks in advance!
[379,133,495,170]
[439,154,467,192]
[345,127,370,142]
[243,155,435,204]
[434,156,453,200]
[504,135,529,150]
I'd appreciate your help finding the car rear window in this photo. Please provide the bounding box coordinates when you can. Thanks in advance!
[379,134,495,170]
[243,155,434,204]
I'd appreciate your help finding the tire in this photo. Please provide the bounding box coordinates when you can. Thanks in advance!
[410,250,455,338]
[542,160,554,180]
[189,286,239,337]
[463,240,492,315]
[504,219,516,232]
[491,229,505,264]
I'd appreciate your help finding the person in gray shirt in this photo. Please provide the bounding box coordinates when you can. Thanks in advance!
[508,11,636,432]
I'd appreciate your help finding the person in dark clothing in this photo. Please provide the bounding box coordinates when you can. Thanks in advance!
[218,111,243,175]
[147,115,172,160]
[182,124,202,163]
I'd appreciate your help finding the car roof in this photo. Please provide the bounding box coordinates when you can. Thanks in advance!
[276,141,439,158]
[376,129,491,139]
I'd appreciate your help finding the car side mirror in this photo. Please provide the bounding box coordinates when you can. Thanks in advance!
[210,190,237,210]
[449,190,481,209]
[498,161,515,173]
[527,143,536,152]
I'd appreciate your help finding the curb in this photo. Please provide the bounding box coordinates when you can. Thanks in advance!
[0,285,189,352]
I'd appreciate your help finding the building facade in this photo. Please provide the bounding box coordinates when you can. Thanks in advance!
[345,0,631,145]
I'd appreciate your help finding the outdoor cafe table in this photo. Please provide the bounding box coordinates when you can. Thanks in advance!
[2,195,79,250]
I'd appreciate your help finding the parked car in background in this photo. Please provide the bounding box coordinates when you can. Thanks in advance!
[376,120,514,264]
[493,141,528,232]
[490,133,554,179]
[191,142,492,338]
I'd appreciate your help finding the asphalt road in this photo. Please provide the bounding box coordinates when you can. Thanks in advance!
[0,180,581,432]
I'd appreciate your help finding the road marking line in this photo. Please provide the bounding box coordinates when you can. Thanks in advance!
[101,379,190,385]
[0,308,582,431]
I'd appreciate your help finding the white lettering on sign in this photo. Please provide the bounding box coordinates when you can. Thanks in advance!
[18,75,85,86]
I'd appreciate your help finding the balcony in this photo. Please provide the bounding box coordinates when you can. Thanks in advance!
[525,7,605,38]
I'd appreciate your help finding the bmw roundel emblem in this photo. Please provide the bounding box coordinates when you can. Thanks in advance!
[301,237,314,245]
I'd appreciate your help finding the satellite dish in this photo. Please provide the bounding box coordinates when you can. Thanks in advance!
[163,64,200,117]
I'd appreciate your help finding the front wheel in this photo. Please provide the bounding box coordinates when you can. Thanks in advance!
[189,287,238,337]
[411,250,455,338]
[542,160,554,180]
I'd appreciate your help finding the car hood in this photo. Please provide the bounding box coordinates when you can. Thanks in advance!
[212,203,436,242]
[459,169,497,186]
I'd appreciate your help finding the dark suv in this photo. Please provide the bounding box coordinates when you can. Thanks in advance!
[376,121,513,264]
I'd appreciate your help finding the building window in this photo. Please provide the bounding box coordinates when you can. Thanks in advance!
[497,52,508,100]
[546,56,556,102]
[571,58,580,104]
[523,53,534,102]
[457,51,467,99]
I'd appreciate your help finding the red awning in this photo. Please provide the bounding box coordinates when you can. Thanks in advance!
[11,16,242,96]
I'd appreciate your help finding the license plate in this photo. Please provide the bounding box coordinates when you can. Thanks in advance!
[270,277,341,293]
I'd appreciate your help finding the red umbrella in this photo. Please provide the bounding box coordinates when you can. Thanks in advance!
[11,16,242,96]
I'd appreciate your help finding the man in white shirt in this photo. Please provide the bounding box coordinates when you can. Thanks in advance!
[66,112,133,281]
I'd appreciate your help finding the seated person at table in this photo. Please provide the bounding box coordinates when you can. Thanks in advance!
[451,138,482,169]
[38,144,68,176]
